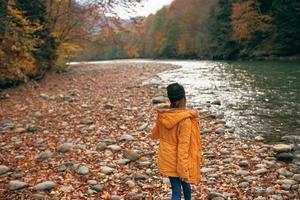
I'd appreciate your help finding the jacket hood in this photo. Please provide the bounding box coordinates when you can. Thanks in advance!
[156,104,196,129]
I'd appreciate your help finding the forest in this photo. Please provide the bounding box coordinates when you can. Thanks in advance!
[1,0,300,86]
[78,0,300,61]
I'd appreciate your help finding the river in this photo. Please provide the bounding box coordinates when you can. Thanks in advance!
[72,59,300,143]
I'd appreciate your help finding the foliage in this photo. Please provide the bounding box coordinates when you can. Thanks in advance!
[77,0,300,61]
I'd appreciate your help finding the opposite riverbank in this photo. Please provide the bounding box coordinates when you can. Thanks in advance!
[0,62,299,199]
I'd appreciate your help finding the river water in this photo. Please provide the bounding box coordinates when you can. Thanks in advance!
[152,60,300,143]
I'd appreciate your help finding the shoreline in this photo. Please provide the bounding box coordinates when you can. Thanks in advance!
[0,62,299,199]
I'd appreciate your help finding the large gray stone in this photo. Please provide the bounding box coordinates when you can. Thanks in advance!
[33,181,56,191]
[101,166,114,175]
[8,180,28,190]
[273,144,294,153]
[0,165,10,175]
[76,165,89,175]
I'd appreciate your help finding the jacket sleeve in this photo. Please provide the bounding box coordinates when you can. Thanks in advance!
[151,119,160,140]
[176,118,192,179]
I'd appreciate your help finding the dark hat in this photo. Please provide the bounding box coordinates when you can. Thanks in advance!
[167,83,185,102]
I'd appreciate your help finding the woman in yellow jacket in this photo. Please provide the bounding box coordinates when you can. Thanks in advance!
[152,83,202,200]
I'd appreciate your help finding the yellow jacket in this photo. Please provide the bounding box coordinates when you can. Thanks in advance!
[151,107,202,184]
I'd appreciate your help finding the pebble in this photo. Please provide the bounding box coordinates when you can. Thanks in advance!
[201,167,217,174]
[80,117,94,125]
[90,184,103,192]
[138,122,148,131]
[275,152,294,162]
[108,145,122,151]
[58,143,73,153]
[292,174,300,182]
[278,168,293,177]
[33,181,56,191]
[119,134,135,141]
[0,165,10,175]
[76,165,89,175]
[239,181,249,188]
[266,186,275,194]
[254,136,265,141]
[111,195,122,200]
[123,149,139,161]
[36,150,53,161]
[273,144,294,153]
[236,169,250,176]
[215,127,225,134]
[101,166,114,175]
[126,180,135,187]
[8,180,28,190]
[88,180,97,185]
[15,128,27,134]
[239,160,249,168]
[211,100,221,105]
[96,142,107,151]
[116,159,131,165]
[253,168,268,175]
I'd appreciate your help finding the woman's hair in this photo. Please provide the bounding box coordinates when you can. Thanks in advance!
[167,83,186,108]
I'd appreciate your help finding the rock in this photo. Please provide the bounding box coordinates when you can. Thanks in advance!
[76,165,89,175]
[126,180,135,187]
[270,194,283,200]
[27,124,39,132]
[119,134,135,141]
[58,143,73,153]
[107,145,122,151]
[292,174,300,182]
[104,139,117,145]
[116,159,131,165]
[36,150,53,161]
[111,195,122,200]
[282,135,300,143]
[90,184,103,192]
[33,181,56,191]
[101,166,114,175]
[123,150,139,161]
[239,182,249,188]
[254,136,264,142]
[212,197,225,200]
[202,128,212,134]
[208,191,226,200]
[87,188,97,195]
[135,173,149,180]
[222,158,233,164]
[236,170,250,176]
[201,167,217,174]
[96,142,107,151]
[152,96,167,104]
[273,144,294,153]
[58,164,67,172]
[8,180,28,190]
[215,127,225,134]
[266,186,275,194]
[137,161,152,167]
[0,119,15,129]
[80,117,94,125]
[88,180,97,185]
[138,122,148,131]
[277,179,297,185]
[281,184,291,190]
[253,168,268,175]
[35,138,44,145]
[0,165,10,175]
[104,103,114,109]
[211,100,221,105]
[239,160,249,168]
[275,152,294,162]
[278,168,293,177]
[253,187,265,196]
[15,128,27,134]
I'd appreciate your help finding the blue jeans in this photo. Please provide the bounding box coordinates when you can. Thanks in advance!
[169,177,192,200]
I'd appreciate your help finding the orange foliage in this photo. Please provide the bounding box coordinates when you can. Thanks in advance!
[231,0,272,42]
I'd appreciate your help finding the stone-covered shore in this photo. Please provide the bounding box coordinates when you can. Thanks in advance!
[0,62,299,199]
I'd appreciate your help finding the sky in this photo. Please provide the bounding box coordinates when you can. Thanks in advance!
[116,0,173,19]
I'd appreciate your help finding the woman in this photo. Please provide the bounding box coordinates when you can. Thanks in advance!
[151,83,202,200]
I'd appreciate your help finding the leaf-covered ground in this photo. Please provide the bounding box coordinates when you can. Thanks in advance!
[0,63,299,200]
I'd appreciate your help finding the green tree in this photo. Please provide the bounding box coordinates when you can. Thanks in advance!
[272,0,300,55]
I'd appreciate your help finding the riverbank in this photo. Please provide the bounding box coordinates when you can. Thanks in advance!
[0,62,299,199]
